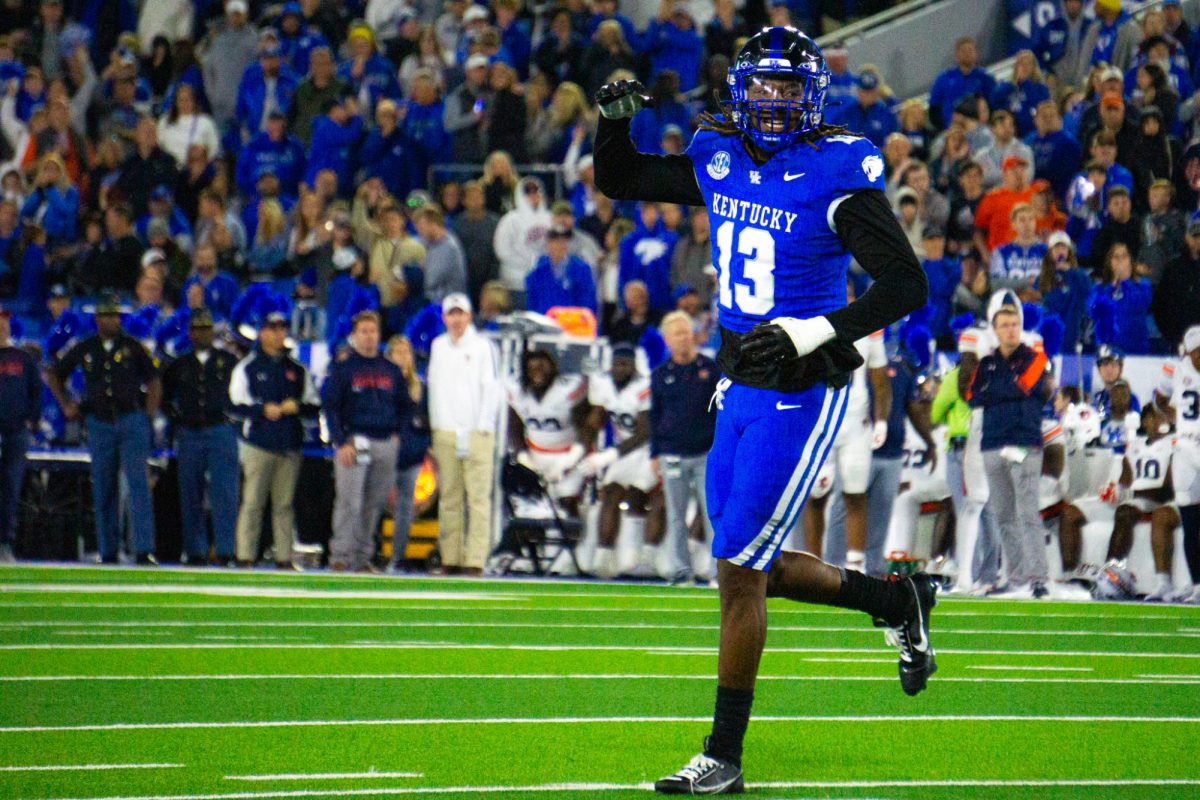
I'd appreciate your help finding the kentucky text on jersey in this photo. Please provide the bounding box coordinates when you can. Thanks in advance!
[709,192,799,233]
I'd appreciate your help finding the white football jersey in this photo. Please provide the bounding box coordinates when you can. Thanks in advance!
[845,330,887,424]
[1159,356,1200,438]
[899,421,942,486]
[1040,418,1066,508]
[588,373,650,446]
[1127,434,1174,493]
[506,374,586,452]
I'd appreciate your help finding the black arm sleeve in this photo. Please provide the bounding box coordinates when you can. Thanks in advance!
[827,189,929,342]
[593,115,706,206]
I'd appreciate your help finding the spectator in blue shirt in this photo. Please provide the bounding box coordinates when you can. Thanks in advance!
[494,0,532,80]
[277,1,329,76]
[644,2,704,93]
[1089,241,1152,354]
[990,204,1048,294]
[990,50,1051,138]
[1026,100,1081,202]
[399,69,450,169]
[20,153,78,246]
[338,22,401,114]
[929,37,996,130]
[1037,231,1091,353]
[357,99,419,202]
[823,43,856,111]
[525,224,597,315]
[826,72,897,149]
[237,111,306,198]
[587,0,643,53]
[236,42,298,139]
[135,185,193,253]
[629,70,692,155]
[920,225,960,346]
[305,96,363,197]
[181,243,240,322]
[619,203,677,313]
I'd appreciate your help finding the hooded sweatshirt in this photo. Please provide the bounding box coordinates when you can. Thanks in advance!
[493,177,552,292]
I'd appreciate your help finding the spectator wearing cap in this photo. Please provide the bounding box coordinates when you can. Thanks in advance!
[548,200,601,268]
[929,37,996,130]
[1092,346,1139,420]
[428,292,501,575]
[825,70,897,149]
[161,308,239,566]
[48,293,161,564]
[304,95,363,196]
[228,306,320,569]
[1026,101,1081,204]
[358,99,420,203]
[0,304,40,562]
[236,37,299,139]
[1089,185,1140,272]
[629,70,691,155]
[1089,240,1151,354]
[444,53,490,163]
[1140,179,1185,284]
[322,309,411,572]
[970,298,1053,597]
[619,202,677,314]
[525,223,597,315]
[412,203,467,304]
[990,50,1050,139]
[278,1,330,76]
[920,225,958,346]
[181,244,240,322]
[973,111,1035,191]
[237,112,307,199]
[947,94,995,154]
[990,203,1047,295]
[644,1,703,93]
[1037,231,1090,352]
[288,46,346,148]
[116,116,178,218]
[494,177,552,304]
[135,185,193,252]
[1082,0,1143,74]
[453,181,500,309]
[1153,211,1200,350]
[200,0,259,125]
[973,154,1035,259]
[338,22,401,116]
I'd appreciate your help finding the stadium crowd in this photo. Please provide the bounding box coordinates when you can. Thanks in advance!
[0,0,1197,600]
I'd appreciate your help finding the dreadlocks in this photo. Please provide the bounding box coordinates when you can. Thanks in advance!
[697,102,850,152]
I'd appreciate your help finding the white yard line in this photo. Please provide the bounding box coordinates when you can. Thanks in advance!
[1137,673,1200,679]
[0,672,1193,686]
[968,665,1093,672]
[5,714,1200,734]
[0,763,182,772]
[0,583,507,602]
[30,777,1200,800]
[3,620,1194,638]
[3,642,1200,659]
[223,773,422,782]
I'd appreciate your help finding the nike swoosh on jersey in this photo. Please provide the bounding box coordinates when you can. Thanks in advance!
[776,401,804,411]
[783,172,805,181]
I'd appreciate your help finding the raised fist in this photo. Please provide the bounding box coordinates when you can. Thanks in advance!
[595,79,650,120]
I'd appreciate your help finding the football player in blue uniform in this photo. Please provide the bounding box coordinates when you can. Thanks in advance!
[594,28,935,795]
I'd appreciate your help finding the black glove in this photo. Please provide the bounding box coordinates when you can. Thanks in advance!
[738,321,795,363]
[595,79,652,119]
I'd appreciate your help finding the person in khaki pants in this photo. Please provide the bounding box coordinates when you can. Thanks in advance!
[228,308,320,568]
[427,293,500,574]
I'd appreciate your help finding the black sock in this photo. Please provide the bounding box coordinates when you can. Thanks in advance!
[830,567,907,625]
[1181,504,1200,583]
[705,685,753,768]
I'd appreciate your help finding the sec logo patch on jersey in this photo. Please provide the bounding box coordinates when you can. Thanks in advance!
[707,150,731,180]
[862,154,884,181]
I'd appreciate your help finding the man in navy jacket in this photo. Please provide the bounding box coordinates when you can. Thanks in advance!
[969,297,1052,597]
[228,310,320,568]
[321,310,411,571]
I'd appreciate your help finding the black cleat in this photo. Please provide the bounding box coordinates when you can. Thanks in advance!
[876,573,937,696]
[655,748,743,795]
[135,553,159,566]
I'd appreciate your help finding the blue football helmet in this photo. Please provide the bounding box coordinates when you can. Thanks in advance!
[724,27,831,152]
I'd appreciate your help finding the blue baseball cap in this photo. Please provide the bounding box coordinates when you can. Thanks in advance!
[1189,210,1200,233]
[1096,345,1124,365]
[671,283,698,303]
[280,1,302,17]
[260,43,283,58]
[856,72,879,91]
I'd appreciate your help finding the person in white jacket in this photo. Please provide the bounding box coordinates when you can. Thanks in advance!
[157,84,220,165]
[492,176,552,303]
[137,0,194,55]
[428,293,501,574]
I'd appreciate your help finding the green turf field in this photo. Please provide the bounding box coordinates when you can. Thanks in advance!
[1,565,1198,800]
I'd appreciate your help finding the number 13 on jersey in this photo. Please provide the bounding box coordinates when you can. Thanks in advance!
[716,221,776,316]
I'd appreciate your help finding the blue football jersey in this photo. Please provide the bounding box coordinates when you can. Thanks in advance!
[686,128,886,334]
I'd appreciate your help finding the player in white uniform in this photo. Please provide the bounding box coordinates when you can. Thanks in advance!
[581,344,664,578]
[1154,326,1200,603]
[1111,404,1179,601]
[803,325,888,571]
[884,418,950,565]
[507,349,591,509]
